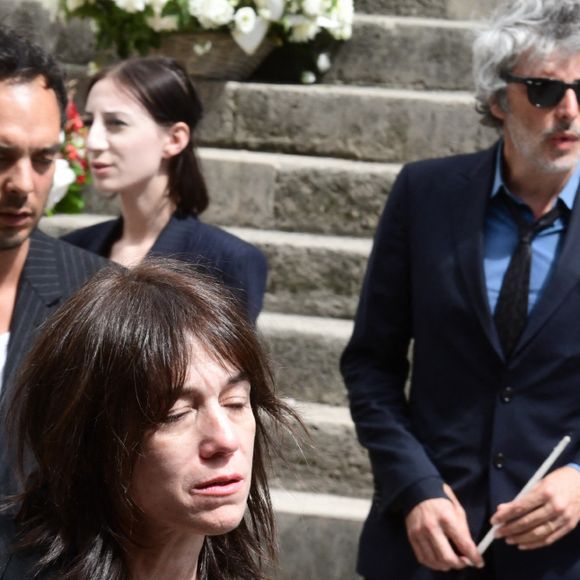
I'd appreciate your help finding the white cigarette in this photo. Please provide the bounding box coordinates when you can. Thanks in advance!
[477,435,572,555]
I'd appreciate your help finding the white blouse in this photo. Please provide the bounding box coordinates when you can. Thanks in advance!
[0,332,10,393]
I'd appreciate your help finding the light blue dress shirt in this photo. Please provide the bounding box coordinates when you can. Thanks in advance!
[483,144,580,472]
[484,145,579,315]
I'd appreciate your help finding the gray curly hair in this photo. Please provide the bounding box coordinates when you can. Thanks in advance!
[473,0,580,128]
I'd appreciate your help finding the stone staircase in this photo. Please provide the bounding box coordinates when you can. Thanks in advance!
[34,0,505,577]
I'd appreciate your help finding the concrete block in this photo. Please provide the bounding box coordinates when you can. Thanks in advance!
[201,148,277,228]
[198,83,497,163]
[356,0,501,19]
[258,312,352,406]
[269,154,394,237]
[271,490,369,580]
[195,80,236,145]
[270,401,372,499]
[327,16,478,91]
[233,227,372,318]
[0,1,59,53]
[0,1,95,65]
[39,213,110,238]
[445,0,502,20]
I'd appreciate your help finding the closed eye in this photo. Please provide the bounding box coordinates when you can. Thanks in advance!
[225,400,249,411]
[163,409,191,424]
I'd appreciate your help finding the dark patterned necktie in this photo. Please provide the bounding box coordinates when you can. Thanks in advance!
[494,191,563,357]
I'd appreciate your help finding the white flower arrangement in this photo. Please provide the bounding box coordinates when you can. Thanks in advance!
[47,158,77,212]
[61,0,353,58]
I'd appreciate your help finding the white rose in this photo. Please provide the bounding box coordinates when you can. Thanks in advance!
[113,0,147,13]
[47,159,76,212]
[334,0,353,22]
[329,21,352,40]
[316,52,331,73]
[255,0,284,21]
[147,0,170,15]
[289,21,320,42]
[188,0,235,29]
[146,14,179,31]
[235,7,257,34]
[233,13,269,54]
[302,0,323,17]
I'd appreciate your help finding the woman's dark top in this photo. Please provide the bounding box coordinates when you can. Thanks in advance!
[61,213,268,323]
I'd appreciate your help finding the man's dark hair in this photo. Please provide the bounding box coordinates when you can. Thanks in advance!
[0,26,67,124]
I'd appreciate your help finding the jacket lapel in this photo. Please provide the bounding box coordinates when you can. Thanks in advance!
[513,182,580,357]
[3,231,62,397]
[149,214,199,257]
[451,144,504,359]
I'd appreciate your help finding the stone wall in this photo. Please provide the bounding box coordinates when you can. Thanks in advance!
[0,0,94,66]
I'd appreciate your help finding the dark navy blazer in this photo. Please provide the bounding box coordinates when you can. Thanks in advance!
[341,143,580,580]
[62,213,268,324]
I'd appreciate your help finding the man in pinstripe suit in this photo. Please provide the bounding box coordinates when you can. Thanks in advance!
[0,28,107,493]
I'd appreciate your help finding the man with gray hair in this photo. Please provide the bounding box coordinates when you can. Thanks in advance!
[341,1,580,578]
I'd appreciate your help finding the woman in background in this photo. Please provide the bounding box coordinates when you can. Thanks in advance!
[0,259,294,579]
[62,57,266,323]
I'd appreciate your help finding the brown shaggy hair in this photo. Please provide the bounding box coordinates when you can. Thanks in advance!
[9,258,296,579]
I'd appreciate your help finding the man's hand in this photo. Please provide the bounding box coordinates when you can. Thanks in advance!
[405,484,484,571]
[492,466,580,550]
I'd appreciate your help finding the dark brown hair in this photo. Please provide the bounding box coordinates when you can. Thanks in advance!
[0,26,67,125]
[87,57,209,216]
[10,258,294,579]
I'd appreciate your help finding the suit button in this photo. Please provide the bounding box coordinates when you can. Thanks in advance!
[500,386,514,403]
[493,452,505,469]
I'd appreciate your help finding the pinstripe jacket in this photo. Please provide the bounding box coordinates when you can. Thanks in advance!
[0,229,108,495]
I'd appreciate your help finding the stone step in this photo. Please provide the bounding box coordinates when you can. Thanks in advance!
[270,400,372,499]
[356,0,501,19]
[326,15,477,90]
[271,489,369,580]
[84,148,398,238]
[258,312,352,406]
[44,215,372,319]
[197,81,496,163]
[230,227,371,318]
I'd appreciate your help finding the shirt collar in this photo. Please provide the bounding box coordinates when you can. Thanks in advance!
[491,141,580,211]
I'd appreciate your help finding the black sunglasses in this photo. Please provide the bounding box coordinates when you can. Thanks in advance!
[501,72,580,108]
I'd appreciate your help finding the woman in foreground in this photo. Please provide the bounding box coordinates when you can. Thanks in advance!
[62,57,267,323]
[0,258,292,579]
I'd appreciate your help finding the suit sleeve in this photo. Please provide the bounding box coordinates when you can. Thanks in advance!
[340,165,446,516]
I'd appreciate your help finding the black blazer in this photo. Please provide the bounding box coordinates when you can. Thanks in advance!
[341,143,580,580]
[1,230,108,496]
[62,213,268,324]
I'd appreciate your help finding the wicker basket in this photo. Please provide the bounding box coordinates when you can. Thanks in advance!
[154,32,274,80]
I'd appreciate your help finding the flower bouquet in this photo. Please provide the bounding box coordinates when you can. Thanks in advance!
[60,0,353,67]
[46,96,91,215]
